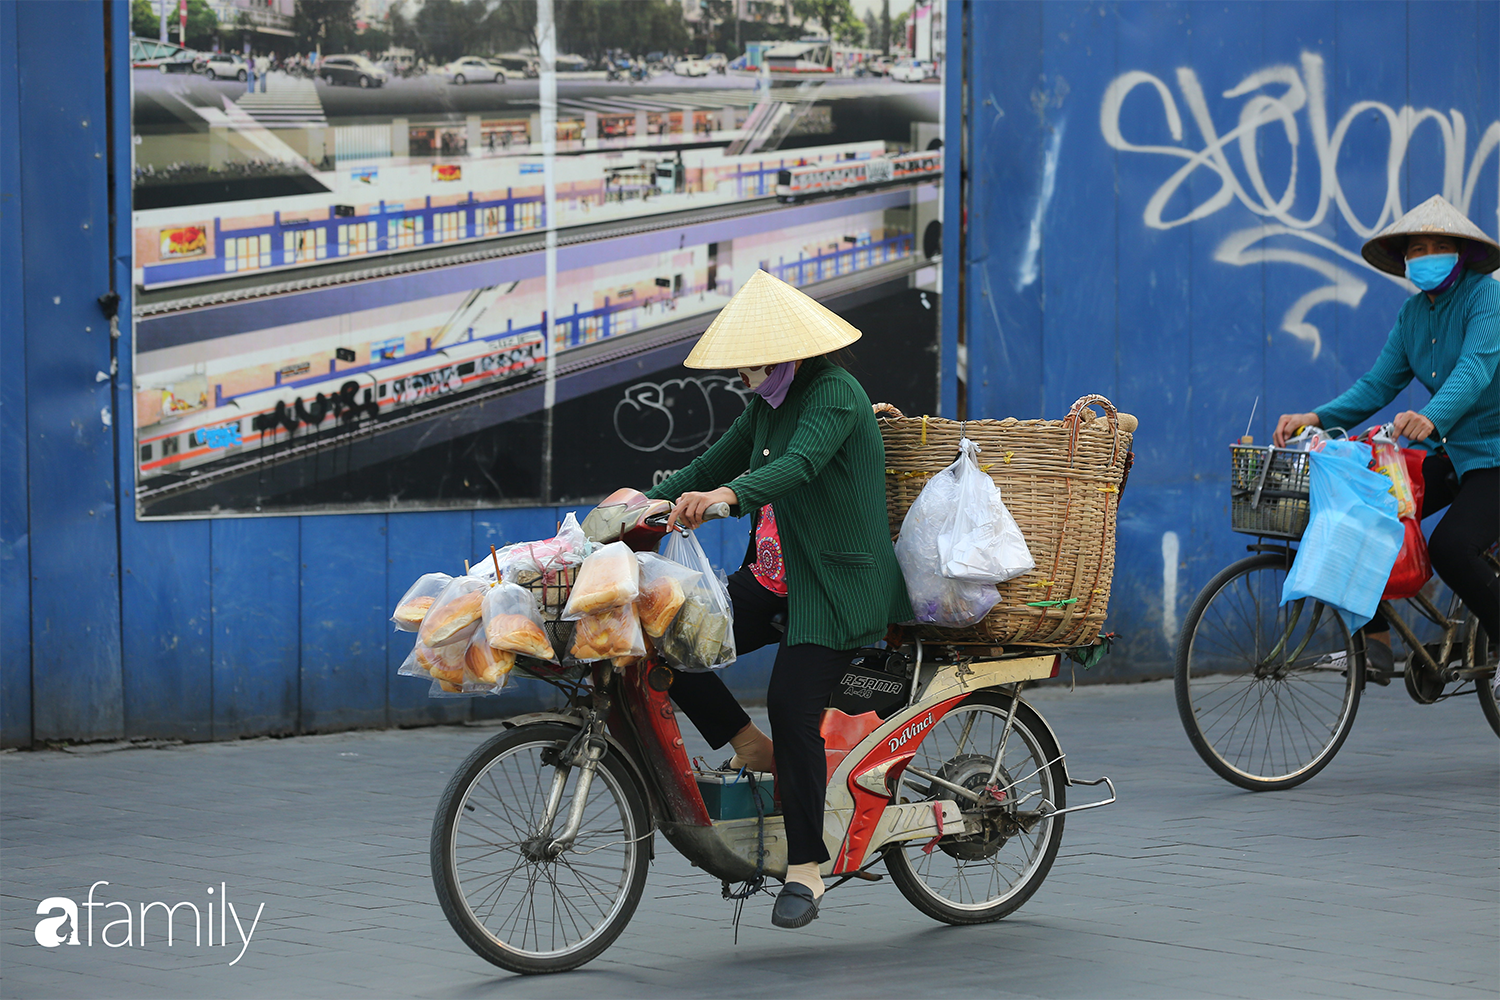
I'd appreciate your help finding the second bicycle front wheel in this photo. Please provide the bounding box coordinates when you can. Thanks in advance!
[1175,552,1360,790]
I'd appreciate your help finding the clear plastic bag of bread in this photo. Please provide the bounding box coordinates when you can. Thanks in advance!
[635,552,702,638]
[568,603,646,662]
[462,631,516,693]
[562,541,640,619]
[417,576,488,648]
[399,637,467,687]
[659,529,737,672]
[482,582,556,661]
[391,573,454,632]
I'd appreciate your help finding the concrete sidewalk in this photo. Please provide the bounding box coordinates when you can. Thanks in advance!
[2,678,1496,999]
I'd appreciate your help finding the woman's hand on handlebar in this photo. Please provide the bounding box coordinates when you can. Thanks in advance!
[665,486,738,532]
[1392,410,1435,444]
[1273,412,1321,447]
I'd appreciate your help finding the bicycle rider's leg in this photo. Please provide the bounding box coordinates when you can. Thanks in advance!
[1426,465,1500,645]
[668,568,787,755]
[765,641,851,865]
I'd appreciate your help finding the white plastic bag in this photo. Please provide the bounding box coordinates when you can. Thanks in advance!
[893,441,1001,627]
[940,439,1034,583]
[659,529,736,671]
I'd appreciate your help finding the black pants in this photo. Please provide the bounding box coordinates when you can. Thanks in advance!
[1368,455,1499,644]
[670,567,852,866]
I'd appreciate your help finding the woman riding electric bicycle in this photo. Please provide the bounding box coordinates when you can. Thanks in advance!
[646,269,912,929]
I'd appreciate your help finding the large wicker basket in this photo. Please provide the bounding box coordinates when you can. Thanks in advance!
[880,394,1134,647]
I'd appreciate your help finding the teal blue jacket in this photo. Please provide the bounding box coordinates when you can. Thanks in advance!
[1315,268,1500,478]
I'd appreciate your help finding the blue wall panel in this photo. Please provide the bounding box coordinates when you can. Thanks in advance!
[8,1,1496,743]
[0,0,31,747]
[965,1,1044,420]
[964,0,1499,676]
[17,0,122,739]
[121,519,211,740]
[473,507,562,559]
[211,518,299,737]
[387,512,473,726]
[300,515,389,732]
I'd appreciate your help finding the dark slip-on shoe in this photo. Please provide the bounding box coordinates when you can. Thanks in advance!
[771,883,821,929]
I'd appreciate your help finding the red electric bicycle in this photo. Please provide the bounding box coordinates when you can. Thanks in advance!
[430,493,1116,974]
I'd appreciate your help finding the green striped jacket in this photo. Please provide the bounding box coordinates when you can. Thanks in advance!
[647,356,911,650]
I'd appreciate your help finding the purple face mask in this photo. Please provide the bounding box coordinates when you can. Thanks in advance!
[741,362,797,408]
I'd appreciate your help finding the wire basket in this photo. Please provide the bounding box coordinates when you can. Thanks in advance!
[508,568,591,683]
[1230,445,1311,539]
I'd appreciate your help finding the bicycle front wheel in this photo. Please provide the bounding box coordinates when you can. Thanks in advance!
[430,722,651,975]
[1175,553,1360,790]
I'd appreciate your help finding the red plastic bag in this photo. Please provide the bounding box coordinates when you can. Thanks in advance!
[1382,448,1431,601]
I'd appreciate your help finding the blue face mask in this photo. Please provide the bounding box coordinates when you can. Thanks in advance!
[1405,253,1459,291]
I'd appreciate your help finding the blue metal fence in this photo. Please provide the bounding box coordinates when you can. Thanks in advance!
[962,0,1498,678]
[4,0,1496,744]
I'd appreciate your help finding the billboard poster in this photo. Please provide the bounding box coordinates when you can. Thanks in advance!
[130,0,945,517]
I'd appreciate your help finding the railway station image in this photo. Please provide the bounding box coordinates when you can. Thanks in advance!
[2,1,1496,997]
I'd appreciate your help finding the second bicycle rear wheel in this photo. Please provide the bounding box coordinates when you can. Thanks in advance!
[1175,552,1360,790]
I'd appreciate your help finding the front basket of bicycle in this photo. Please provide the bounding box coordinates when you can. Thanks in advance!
[1230,445,1311,539]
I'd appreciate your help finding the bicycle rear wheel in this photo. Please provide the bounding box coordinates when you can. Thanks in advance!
[1175,552,1360,790]
[886,692,1066,924]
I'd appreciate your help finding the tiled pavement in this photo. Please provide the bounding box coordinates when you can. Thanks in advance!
[2,678,1496,999]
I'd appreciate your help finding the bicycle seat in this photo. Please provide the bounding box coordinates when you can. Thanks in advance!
[769,612,787,634]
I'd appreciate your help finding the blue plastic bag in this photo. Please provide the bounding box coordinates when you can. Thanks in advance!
[1281,440,1405,631]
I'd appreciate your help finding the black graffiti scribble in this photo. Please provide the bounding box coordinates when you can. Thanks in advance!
[613,375,753,453]
[252,383,378,438]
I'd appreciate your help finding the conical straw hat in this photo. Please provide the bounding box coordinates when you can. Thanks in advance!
[684,269,861,369]
[1361,194,1499,277]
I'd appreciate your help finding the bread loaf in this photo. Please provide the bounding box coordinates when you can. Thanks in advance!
[636,575,685,637]
[486,613,555,659]
[465,641,516,686]
[420,589,484,645]
[392,596,436,628]
[416,643,466,685]
[570,605,640,660]
[566,542,639,616]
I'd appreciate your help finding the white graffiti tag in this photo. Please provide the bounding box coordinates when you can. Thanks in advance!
[1101,52,1499,358]
[613,375,754,453]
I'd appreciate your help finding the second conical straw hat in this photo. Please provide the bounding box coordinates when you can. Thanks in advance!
[1361,194,1500,277]
[684,269,862,369]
